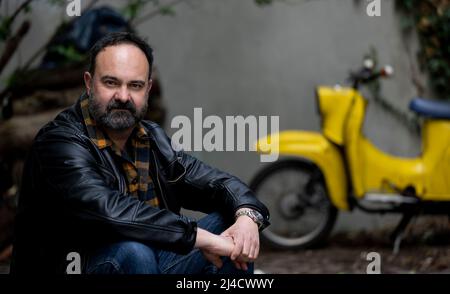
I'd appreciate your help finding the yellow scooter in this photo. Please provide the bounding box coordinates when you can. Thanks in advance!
[251,59,450,252]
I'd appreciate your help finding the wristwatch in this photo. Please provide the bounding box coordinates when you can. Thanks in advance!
[235,208,265,229]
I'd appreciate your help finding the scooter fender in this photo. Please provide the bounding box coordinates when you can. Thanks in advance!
[257,130,349,210]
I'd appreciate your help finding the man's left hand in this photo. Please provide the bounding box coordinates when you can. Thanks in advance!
[221,212,260,271]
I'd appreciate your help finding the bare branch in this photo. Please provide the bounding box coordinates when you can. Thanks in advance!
[0,20,30,76]
[19,0,100,72]
[9,0,34,25]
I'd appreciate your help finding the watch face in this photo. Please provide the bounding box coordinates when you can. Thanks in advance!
[250,210,264,227]
[252,210,262,220]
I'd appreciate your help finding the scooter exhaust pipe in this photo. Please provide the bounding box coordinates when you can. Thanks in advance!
[355,193,419,213]
[364,193,419,204]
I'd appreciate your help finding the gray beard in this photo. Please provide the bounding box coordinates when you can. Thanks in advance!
[88,93,148,131]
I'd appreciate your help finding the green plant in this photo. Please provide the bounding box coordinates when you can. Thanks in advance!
[396,0,450,100]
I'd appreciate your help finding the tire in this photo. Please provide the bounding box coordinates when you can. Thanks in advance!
[250,159,337,250]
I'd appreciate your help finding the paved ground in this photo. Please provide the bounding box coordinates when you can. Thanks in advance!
[2,216,449,275]
[256,216,450,274]
[256,236,450,274]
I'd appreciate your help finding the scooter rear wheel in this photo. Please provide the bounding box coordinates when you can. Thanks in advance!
[250,159,337,250]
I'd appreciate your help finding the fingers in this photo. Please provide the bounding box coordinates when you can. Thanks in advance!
[220,235,235,255]
[248,237,260,260]
[211,256,223,269]
[233,260,241,270]
[204,251,223,269]
[240,261,248,271]
[231,235,243,261]
[234,234,259,261]
[241,237,251,259]
[227,218,261,263]
[248,244,255,261]
[253,241,260,259]
[233,260,248,271]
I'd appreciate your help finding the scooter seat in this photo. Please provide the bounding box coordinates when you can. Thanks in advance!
[409,98,450,119]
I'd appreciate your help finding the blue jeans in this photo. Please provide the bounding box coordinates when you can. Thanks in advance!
[84,212,254,274]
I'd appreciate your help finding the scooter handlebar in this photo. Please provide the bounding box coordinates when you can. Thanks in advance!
[380,65,394,77]
[349,61,394,89]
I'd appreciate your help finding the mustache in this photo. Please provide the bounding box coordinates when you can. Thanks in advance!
[106,99,137,114]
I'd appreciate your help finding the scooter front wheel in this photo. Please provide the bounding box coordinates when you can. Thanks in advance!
[250,159,337,250]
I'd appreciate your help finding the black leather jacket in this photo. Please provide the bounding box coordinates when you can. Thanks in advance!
[11,96,270,274]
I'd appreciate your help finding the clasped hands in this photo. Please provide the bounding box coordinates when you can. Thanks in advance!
[195,215,259,271]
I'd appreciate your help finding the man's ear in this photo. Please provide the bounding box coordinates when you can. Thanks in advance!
[84,72,92,95]
[147,79,153,94]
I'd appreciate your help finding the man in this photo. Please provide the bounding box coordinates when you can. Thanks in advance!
[11,32,269,274]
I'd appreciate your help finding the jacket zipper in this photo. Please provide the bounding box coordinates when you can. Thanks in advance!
[103,149,126,194]
[167,162,186,183]
[152,149,169,209]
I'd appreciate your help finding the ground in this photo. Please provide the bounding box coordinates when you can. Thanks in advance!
[1,216,449,274]
[255,216,450,274]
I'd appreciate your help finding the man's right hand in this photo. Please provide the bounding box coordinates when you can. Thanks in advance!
[195,228,234,268]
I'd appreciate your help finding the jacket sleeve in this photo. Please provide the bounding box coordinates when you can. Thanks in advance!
[176,149,270,228]
[34,131,197,254]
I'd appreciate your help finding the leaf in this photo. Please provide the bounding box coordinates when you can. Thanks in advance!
[396,0,450,99]
[5,69,24,88]
[0,17,12,41]
[159,6,175,16]
[47,0,67,7]
[121,0,149,21]
[399,15,415,31]
[254,0,274,6]
[24,3,32,14]
[50,44,85,63]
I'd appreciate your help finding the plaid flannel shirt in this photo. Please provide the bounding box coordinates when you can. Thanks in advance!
[80,95,159,207]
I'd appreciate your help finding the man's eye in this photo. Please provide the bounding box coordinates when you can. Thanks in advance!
[105,80,117,86]
[130,84,143,90]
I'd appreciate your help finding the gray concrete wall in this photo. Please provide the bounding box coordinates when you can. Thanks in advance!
[2,0,433,232]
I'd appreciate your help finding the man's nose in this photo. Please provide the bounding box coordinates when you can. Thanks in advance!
[114,86,131,103]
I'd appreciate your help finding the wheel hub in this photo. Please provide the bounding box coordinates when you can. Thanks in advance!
[278,192,304,220]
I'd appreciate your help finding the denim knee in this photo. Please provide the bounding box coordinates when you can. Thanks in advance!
[87,241,160,274]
